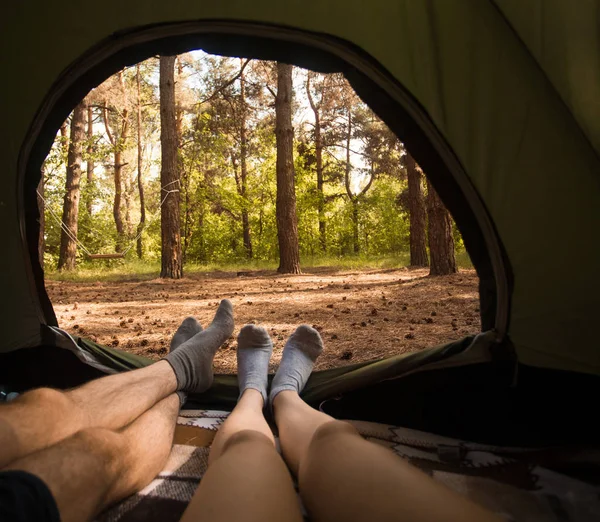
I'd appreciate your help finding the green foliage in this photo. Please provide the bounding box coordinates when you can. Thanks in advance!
[42,52,469,274]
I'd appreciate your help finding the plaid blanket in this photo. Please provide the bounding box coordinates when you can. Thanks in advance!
[97,410,600,522]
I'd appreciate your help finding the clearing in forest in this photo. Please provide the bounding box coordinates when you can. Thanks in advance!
[46,267,481,373]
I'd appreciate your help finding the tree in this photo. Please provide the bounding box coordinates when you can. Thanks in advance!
[57,102,86,270]
[405,152,429,267]
[159,55,183,279]
[238,62,253,258]
[85,105,95,215]
[306,72,326,252]
[101,75,130,252]
[37,171,45,268]
[275,63,301,274]
[135,64,146,259]
[343,110,375,254]
[426,179,457,275]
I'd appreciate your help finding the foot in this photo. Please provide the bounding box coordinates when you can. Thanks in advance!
[170,316,202,352]
[165,300,234,394]
[169,317,203,405]
[237,325,273,404]
[269,325,323,405]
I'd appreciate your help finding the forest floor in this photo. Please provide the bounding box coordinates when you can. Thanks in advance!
[45,267,481,373]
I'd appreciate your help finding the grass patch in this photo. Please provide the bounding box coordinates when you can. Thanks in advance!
[45,250,473,283]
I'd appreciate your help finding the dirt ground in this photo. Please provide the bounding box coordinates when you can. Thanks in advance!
[45,267,481,373]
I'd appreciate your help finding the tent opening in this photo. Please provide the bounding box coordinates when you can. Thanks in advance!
[39,47,484,375]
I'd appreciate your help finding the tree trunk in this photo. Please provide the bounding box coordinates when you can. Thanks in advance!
[113,147,125,249]
[102,102,128,252]
[306,74,326,252]
[406,152,429,267]
[37,170,45,268]
[60,122,69,157]
[426,179,457,276]
[86,105,94,214]
[275,63,301,274]
[159,55,183,279]
[136,64,146,259]
[343,110,360,254]
[239,65,253,259]
[351,199,359,254]
[58,103,86,270]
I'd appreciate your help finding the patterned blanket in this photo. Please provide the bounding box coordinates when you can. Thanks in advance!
[97,410,600,522]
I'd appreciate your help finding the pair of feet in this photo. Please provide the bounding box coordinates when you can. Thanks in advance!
[165,300,323,406]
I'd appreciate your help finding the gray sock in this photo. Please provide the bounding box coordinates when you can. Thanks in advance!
[237,325,273,403]
[169,317,203,406]
[269,325,323,405]
[165,299,234,394]
[171,317,203,352]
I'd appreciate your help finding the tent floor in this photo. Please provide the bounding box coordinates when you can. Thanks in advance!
[97,411,599,521]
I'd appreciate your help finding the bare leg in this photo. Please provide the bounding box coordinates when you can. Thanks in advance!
[0,360,176,468]
[2,394,179,522]
[274,391,501,522]
[180,389,303,522]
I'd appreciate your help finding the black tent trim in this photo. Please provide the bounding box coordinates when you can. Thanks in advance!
[18,20,513,348]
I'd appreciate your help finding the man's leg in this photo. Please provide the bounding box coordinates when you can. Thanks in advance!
[0,299,234,468]
[0,360,176,470]
[2,394,180,522]
[272,326,501,522]
[180,326,303,522]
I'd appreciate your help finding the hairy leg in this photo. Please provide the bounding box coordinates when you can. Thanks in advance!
[180,389,302,522]
[2,394,179,522]
[275,391,500,522]
[0,307,226,468]
[0,361,176,468]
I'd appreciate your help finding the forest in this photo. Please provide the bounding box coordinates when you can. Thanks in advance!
[40,51,464,277]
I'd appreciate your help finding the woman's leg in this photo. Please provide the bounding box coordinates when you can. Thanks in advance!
[272,326,501,522]
[180,326,303,522]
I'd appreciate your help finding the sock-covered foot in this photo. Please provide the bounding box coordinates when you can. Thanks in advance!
[170,317,202,352]
[269,325,323,405]
[237,325,273,404]
[165,299,234,394]
[169,317,203,406]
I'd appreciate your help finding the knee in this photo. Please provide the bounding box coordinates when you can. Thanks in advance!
[308,420,358,451]
[221,429,274,456]
[299,421,358,486]
[20,387,69,409]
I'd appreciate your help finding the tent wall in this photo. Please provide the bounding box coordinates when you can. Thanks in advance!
[1,1,599,374]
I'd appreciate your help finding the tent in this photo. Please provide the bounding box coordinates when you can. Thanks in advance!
[1,1,600,449]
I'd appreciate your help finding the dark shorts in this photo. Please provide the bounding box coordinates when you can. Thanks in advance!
[0,470,60,522]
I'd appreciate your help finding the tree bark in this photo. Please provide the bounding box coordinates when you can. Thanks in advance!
[136,65,146,259]
[113,144,126,249]
[58,103,86,270]
[86,105,94,214]
[37,170,45,268]
[426,179,457,276]
[275,63,301,274]
[306,73,326,252]
[351,199,359,254]
[159,55,183,279]
[406,152,429,267]
[239,65,253,259]
[102,102,128,251]
[60,122,69,157]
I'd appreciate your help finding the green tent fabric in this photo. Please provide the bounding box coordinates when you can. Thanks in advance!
[73,333,491,410]
[1,0,599,387]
